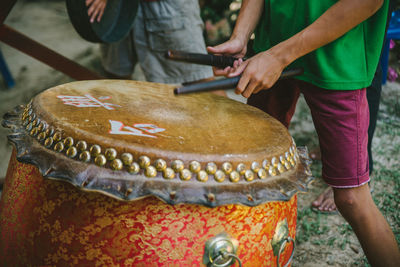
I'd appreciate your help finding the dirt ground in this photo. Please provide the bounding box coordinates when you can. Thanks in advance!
[1,1,399,266]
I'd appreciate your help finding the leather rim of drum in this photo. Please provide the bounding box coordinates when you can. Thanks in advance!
[3,86,313,207]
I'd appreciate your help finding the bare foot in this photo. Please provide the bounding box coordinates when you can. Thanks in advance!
[312,187,337,212]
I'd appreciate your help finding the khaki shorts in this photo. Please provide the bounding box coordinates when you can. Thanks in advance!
[100,0,213,84]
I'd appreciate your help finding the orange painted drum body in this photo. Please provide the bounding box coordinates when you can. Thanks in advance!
[1,151,297,266]
[1,80,312,266]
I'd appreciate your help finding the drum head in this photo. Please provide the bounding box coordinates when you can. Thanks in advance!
[66,0,139,43]
[4,80,313,206]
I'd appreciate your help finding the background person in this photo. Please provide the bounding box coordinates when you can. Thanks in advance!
[86,0,216,86]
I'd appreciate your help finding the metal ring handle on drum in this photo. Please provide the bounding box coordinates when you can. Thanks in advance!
[276,236,295,267]
[210,250,242,267]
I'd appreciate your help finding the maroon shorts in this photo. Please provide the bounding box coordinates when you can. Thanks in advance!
[248,79,370,188]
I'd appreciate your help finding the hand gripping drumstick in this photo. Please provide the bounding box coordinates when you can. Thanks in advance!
[174,68,304,95]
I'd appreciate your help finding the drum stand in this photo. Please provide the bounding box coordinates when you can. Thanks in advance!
[0,0,103,81]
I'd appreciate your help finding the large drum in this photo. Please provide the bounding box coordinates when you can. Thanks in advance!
[0,80,312,266]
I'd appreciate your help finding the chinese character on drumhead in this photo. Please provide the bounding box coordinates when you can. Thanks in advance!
[57,94,120,110]
[109,120,165,138]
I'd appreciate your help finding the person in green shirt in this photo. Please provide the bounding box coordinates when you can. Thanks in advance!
[208,0,400,265]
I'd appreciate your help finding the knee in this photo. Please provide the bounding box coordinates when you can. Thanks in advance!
[333,189,359,212]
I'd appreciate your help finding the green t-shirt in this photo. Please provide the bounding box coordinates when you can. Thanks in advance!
[253,0,389,90]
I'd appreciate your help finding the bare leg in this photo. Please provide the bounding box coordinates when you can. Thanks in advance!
[333,184,400,266]
[312,187,337,212]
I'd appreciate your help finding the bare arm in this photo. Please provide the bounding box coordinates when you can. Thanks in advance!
[207,0,264,74]
[229,0,264,49]
[269,0,385,69]
[212,0,385,98]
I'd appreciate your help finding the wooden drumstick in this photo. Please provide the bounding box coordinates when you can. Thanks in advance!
[165,50,241,68]
[174,68,304,95]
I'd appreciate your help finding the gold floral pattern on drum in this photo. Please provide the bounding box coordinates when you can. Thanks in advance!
[0,152,297,266]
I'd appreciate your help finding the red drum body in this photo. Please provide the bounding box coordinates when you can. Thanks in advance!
[1,80,312,266]
[1,151,297,266]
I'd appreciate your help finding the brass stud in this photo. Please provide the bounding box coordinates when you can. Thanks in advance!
[206,162,217,175]
[214,170,225,183]
[105,148,117,161]
[289,158,295,167]
[94,154,107,167]
[125,188,133,196]
[277,163,285,174]
[111,159,123,171]
[22,113,28,121]
[45,127,55,137]
[121,153,134,166]
[37,131,47,142]
[63,137,74,147]
[222,162,233,174]
[284,161,291,170]
[236,163,246,175]
[37,121,46,132]
[285,152,290,161]
[44,137,54,148]
[251,161,260,172]
[196,170,208,182]
[128,162,140,174]
[66,146,78,158]
[76,140,88,152]
[268,165,277,176]
[247,194,254,202]
[258,168,267,179]
[244,170,254,182]
[32,118,40,127]
[54,142,64,152]
[229,171,240,183]
[29,114,35,122]
[207,193,215,202]
[179,169,192,181]
[79,151,91,163]
[171,160,184,172]
[271,157,278,168]
[163,168,175,179]
[145,166,157,178]
[30,127,39,137]
[169,191,176,200]
[53,132,63,142]
[262,159,270,170]
[189,161,201,173]
[26,122,33,131]
[155,159,167,172]
[279,155,286,165]
[289,146,294,156]
[139,155,151,169]
[90,144,101,156]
